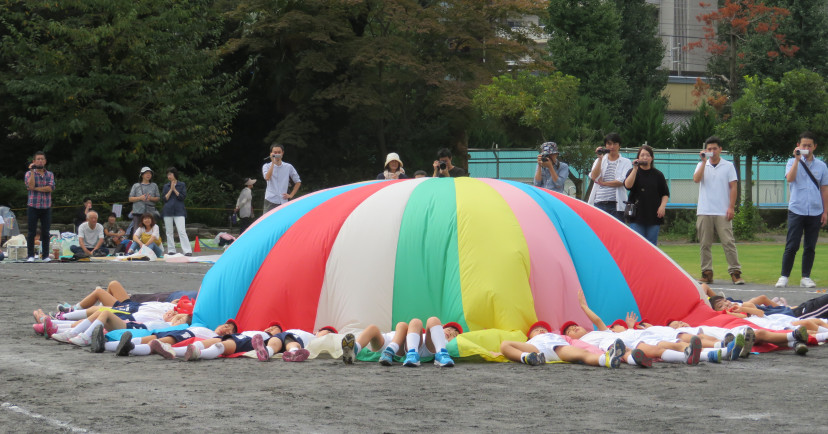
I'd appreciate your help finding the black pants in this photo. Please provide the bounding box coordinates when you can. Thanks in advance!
[27,206,51,259]
[793,294,828,319]
[239,217,253,234]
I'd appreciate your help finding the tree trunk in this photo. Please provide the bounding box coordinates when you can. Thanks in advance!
[733,153,742,206]
[744,153,753,204]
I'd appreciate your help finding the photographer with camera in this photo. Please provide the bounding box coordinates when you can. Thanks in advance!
[775,132,828,289]
[587,133,632,221]
[24,151,55,262]
[623,145,669,245]
[693,136,743,285]
[432,148,466,178]
[533,142,569,194]
[262,143,301,213]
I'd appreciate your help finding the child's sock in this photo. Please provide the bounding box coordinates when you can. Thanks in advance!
[429,325,448,352]
[660,349,685,363]
[406,333,420,353]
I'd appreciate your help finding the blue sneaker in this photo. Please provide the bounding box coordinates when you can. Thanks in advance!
[706,349,722,364]
[728,334,744,361]
[522,352,546,366]
[402,349,420,367]
[378,347,395,366]
[433,349,455,367]
[57,303,73,313]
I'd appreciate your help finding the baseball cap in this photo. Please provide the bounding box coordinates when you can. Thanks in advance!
[140,166,153,175]
[443,322,464,334]
[559,321,579,335]
[527,320,552,338]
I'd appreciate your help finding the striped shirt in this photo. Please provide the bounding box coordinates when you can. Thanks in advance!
[24,170,55,209]
[594,160,617,202]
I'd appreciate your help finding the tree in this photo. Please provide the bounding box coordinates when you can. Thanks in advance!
[472,71,580,144]
[219,0,550,186]
[613,0,668,118]
[623,89,675,149]
[545,0,627,119]
[720,69,828,162]
[0,0,245,178]
[674,101,719,150]
[687,0,799,202]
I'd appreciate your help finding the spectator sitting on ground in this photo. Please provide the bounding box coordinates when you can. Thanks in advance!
[103,213,126,254]
[127,212,164,258]
[71,211,108,258]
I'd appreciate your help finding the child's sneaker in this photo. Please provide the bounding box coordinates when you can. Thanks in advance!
[728,334,744,361]
[69,333,91,346]
[402,349,420,367]
[283,348,310,362]
[741,328,755,358]
[33,323,44,335]
[115,331,134,356]
[51,331,77,343]
[630,348,652,368]
[44,317,57,339]
[378,347,395,366]
[706,349,722,363]
[57,303,73,313]
[792,326,808,345]
[794,342,809,356]
[149,339,175,359]
[252,334,270,362]
[522,352,544,366]
[341,333,355,365]
[184,344,201,361]
[90,325,105,353]
[433,349,455,367]
[685,336,702,365]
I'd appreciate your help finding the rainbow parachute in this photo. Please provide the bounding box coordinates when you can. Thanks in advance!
[192,177,710,335]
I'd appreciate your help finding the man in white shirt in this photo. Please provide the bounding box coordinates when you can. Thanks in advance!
[693,136,743,285]
[71,211,108,257]
[588,133,632,221]
[262,143,301,214]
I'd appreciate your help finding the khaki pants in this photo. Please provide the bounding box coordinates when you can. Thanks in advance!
[696,215,741,274]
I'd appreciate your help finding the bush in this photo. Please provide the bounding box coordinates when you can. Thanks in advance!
[733,200,765,241]
[662,209,697,242]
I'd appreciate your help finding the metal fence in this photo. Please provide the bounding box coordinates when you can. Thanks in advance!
[468,148,803,209]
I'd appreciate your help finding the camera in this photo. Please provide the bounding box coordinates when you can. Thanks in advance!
[439,161,447,170]
[700,151,713,160]
[596,148,610,155]
[541,154,549,163]
[31,164,44,170]
[633,160,639,166]
[796,149,809,156]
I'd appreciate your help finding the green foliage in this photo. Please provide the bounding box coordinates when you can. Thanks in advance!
[0,0,245,178]
[184,173,238,226]
[545,0,626,118]
[560,96,617,178]
[732,200,766,241]
[661,209,698,242]
[674,102,719,149]
[622,89,674,149]
[720,69,828,161]
[613,0,668,118]
[472,71,580,144]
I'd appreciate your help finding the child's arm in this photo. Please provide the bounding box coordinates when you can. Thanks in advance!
[701,283,717,298]
[745,295,778,307]
[578,290,607,331]
[625,312,639,329]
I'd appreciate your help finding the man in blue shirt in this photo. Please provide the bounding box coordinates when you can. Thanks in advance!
[776,132,828,288]
[533,141,570,194]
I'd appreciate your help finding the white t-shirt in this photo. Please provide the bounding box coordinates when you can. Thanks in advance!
[696,158,737,215]
[188,326,219,339]
[77,222,105,249]
[131,302,175,323]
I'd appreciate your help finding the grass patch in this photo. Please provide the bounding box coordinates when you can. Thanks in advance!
[660,242,828,286]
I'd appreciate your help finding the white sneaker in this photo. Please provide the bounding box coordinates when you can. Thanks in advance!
[27,257,35,262]
[42,257,51,263]
[149,340,176,359]
[69,333,92,346]
[800,277,817,288]
[775,276,788,288]
[51,331,77,343]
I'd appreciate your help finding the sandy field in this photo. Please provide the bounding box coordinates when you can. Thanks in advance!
[1,261,827,433]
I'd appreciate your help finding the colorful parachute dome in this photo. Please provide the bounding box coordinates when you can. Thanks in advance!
[192,177,708,334]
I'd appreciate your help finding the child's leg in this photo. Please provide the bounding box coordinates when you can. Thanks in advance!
[356,324,384,352]
[266,337,284,354]
[79,287,118,308]
[406,318,423,352]
[746,295,776,307]
[106,280,130,302]
[139,335,159,344]
[553,345,601,366]
[98,310,128,332]
[424,316,447,353]
[499,341,541,363]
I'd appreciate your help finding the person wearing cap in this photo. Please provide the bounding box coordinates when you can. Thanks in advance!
[498,320,625,368]
[377,153,408,180]
[251,322,324,362]
[262,143,302,213]
[533,142,569,194]
[128,167,161,234]
[561,290,703,366]
[183,319,309,362]
[161,167,192,256]
[340,317,458,367]
[588,132,632,221]
[234,178,256,234]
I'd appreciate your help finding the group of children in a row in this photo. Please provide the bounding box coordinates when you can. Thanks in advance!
[31,281,828,368]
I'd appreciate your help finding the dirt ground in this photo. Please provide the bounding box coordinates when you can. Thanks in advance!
[1,261,827,433]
